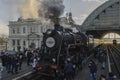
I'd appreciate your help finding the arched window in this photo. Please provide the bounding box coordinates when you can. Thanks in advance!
[17,40,20,45]
[23,41,26,46]
[103,33,120,39]
[17,28,20,34]
[13,28,15,34]
[12,40,15,46]
[23,27,26,33]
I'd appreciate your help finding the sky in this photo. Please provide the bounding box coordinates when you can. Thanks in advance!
[64,0,108,24]
[0,0,108,35]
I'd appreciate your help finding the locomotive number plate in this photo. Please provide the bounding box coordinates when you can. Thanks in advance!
[46,37,55,48]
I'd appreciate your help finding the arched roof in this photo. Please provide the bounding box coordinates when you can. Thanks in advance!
[82,0,120,38]
[82,0,120,28]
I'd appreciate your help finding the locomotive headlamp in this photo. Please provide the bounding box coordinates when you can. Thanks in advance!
[52,58,56,62]
[46,37,55,48]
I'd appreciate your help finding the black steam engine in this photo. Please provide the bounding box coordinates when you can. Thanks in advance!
[36,24,88,78]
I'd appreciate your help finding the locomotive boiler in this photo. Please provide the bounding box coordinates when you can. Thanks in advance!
[36,24,88,78]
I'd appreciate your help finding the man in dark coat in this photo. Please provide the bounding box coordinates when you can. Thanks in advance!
[11,55,19,74]
[65,59,74,80]
[88,60,97,80]
[6,55,12,73]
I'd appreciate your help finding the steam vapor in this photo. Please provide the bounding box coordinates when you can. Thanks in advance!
[2,0,64,22]
[20,0,65,23]
[20,0,39,19]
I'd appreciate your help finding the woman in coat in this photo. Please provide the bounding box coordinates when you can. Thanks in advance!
[0,58,3,80]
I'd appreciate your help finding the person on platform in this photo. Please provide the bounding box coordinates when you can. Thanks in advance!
[65,58,74,80]
[18,52,23,70]
[0,51,6,67]
[100,51,106,69]
[32,56,38,70]
[88,60,97,80]
[0,58,3,80]
[26,50,32,66]
[11,55,19,74]
[6,55,12,73]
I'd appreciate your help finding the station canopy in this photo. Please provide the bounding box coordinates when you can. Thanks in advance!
[81,0,120,39]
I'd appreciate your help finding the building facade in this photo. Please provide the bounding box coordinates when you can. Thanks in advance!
[8,18,54,51]
[8,12,79,51]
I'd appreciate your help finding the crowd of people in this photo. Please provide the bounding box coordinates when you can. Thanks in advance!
[0,48,41,79]
[0,45,118,80]
[89,45,118,80]
[0,48,83,80]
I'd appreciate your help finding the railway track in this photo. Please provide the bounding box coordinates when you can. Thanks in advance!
[106,45,120,78]
[17,71,42,80]
[16,70,57,80]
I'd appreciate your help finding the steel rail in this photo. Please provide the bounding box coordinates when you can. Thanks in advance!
[108,45,120,77]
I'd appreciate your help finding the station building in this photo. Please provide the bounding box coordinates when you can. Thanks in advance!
[80,0,120,45]
[8,18,54,51]
[81,0,120,38]
[8,12,77,51]
[8,0,120,51]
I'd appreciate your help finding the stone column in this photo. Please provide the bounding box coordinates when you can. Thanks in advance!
[26,40,29,49]
[15,39,17,51]
[8,39,12,50]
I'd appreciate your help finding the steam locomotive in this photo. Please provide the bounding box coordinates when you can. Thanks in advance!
[36,24,88,78]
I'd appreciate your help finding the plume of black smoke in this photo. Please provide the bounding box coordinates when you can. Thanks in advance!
[19,0,65,24]
[38,0,65,24]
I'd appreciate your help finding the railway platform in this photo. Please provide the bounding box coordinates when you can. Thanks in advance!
[2,62,33,80]
[2,45,120,80]
[75,57,108,80]
[2,56,108,80]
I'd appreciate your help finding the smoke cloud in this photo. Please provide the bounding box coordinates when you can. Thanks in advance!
[20,0,39,19]
[20,0,65,23]
[1,0,64,22]
[39,0,64,21]
[0,0,64,35]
